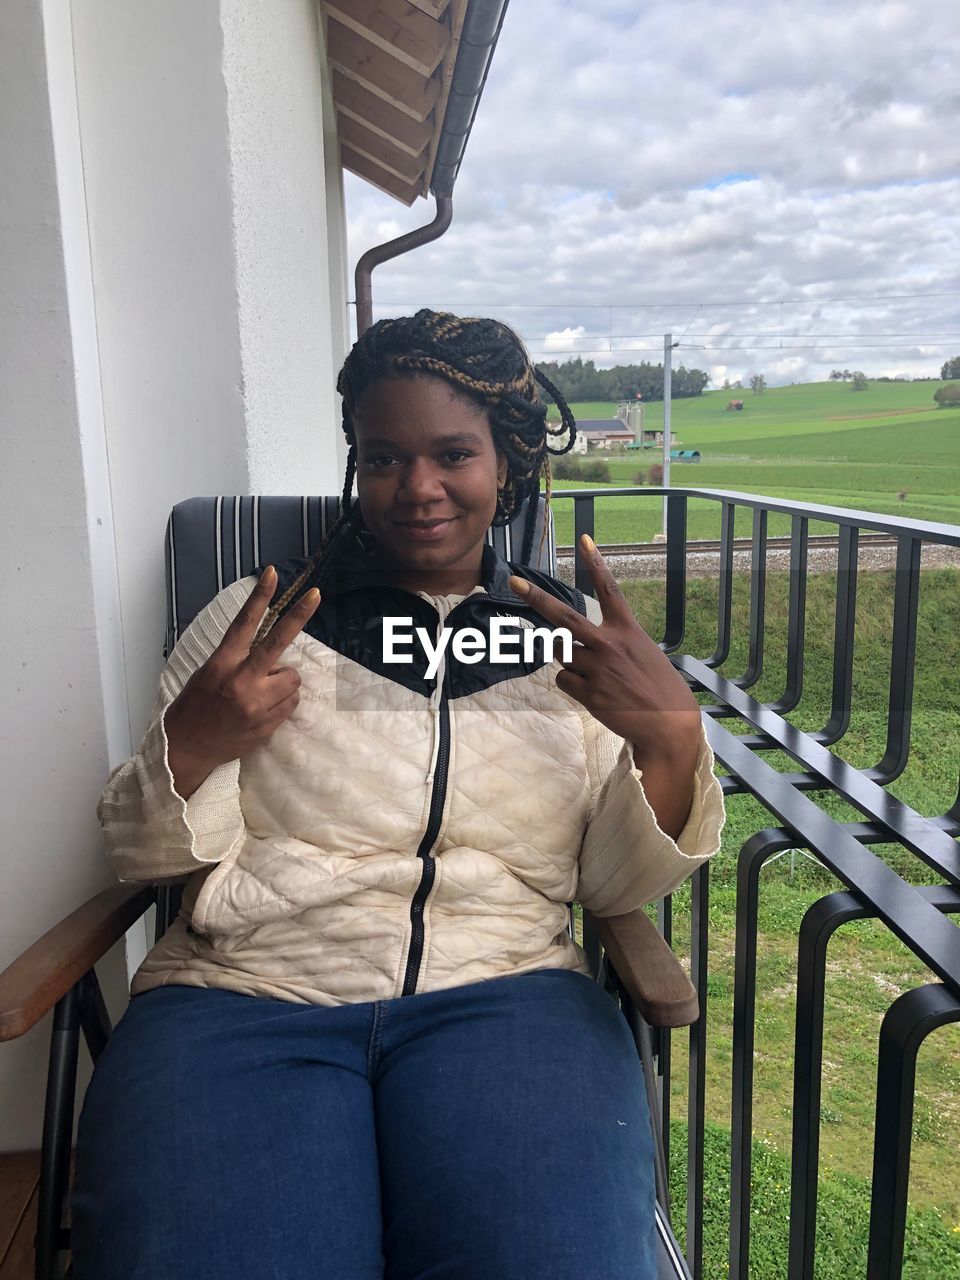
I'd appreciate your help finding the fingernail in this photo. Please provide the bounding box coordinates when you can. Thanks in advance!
[509,575,530,595]
[304,588,320,603]
[582,534,597,553]
[261,565,276,583]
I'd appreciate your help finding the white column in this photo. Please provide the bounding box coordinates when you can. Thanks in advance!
[71,0,350,739]
[1,0,350,1151]
[219,0,350,494]
[0,0,131,1151]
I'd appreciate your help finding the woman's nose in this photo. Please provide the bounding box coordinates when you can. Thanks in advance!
[398,460,445,501]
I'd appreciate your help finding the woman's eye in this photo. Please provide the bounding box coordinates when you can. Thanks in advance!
[362,451,473,468]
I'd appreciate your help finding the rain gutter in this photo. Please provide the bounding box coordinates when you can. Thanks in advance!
[354,0,511,335]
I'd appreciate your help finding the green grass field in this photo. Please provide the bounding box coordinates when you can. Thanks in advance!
[573,568,960,1277]
[546,382,960,541]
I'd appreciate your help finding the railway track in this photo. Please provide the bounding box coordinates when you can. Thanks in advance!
[556,532,902,557]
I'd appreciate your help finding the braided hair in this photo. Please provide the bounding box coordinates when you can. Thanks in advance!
[253,309,577,644]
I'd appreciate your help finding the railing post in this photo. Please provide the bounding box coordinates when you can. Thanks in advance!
[769,515,808,714]
[729,830,798,1279]
[686,863,709,1278]
[788,893,866,1280]
[817,524,859,744]
[870,537,921,784]
[657,895,673,1184]
[663,494,688,652]
[573,495,595,598]
[705,500,735,669]
[867,985,960,1278]
[735,506,767,688]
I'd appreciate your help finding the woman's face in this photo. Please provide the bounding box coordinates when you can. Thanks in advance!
[352,375,508,595]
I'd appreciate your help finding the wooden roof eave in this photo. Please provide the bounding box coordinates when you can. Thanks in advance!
[321,0,468,206]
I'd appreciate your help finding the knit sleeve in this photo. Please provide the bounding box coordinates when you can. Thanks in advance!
[574,596,726,916]
[96,577,259,883]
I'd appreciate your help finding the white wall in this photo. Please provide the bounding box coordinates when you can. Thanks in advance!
[220,0,350,495]
[74,0,351,883]
[70,0,251,749]
[0,0,349,1152]
[0,0,130,1153]
[71,0,350,742]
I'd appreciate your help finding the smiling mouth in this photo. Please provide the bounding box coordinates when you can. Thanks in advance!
[393,517,459,541]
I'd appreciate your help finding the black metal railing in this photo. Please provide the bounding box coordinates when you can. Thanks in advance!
[564,486,960,1280]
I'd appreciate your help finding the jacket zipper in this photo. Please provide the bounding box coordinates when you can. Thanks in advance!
[401,665,450,997]
[398,593,537,997]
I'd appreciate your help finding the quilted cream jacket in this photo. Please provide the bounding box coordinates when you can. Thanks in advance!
[98,533,726,1007]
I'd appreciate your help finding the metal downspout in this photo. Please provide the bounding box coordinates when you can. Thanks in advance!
[352,0,511,336]
[354,196,453,335]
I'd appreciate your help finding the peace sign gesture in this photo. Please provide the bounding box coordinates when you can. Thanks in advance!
[164,566,322,799]
[509,534,702,763]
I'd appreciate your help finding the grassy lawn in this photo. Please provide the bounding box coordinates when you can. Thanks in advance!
[546,383,960,539]
[667,1119,960,1280]
[575,567,960,1278]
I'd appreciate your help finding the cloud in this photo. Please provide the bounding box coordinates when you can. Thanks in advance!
[540,326,590,353]
[344,0,960,386]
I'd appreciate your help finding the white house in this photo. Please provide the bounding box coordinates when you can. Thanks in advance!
[0,0,506,1152]
[574,419,636,451]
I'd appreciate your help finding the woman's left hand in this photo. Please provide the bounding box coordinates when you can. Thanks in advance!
[509,534,702,764]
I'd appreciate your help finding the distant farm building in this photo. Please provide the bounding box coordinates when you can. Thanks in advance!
[572,420,635,453]
[625,430,678,448]
[616,400,678,448]
[670,449,701,463]
[567,419,681,453]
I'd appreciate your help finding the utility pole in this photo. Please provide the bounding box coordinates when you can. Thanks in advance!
[662,333,678,538]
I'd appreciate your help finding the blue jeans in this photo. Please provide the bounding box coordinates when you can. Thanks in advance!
[70,967,656,1278]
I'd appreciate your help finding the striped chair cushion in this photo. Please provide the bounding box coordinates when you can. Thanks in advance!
[163,494,556,659]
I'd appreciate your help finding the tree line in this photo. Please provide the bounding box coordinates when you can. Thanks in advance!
[830,358,960,383]
[534,356,709,404]
[533,355,960,407]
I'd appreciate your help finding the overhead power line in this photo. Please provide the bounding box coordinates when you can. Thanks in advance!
[676,303,702,345]
[367,289,960,310]
[527,347,667,355]
[524,341,960,356]
[519,331,960,341]
[681,345,959,352]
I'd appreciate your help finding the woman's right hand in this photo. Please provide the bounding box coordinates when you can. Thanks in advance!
[164,566,322,799]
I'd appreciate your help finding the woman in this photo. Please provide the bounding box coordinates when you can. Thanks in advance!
[72,310,725,1279]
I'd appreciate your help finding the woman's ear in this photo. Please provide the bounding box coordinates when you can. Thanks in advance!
[496,450,508,488]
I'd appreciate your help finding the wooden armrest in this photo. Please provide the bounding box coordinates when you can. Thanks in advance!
[0,883,155,1042]
[585,906,699,1028]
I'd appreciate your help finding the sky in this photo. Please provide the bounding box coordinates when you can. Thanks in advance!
[344,0,960,389]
